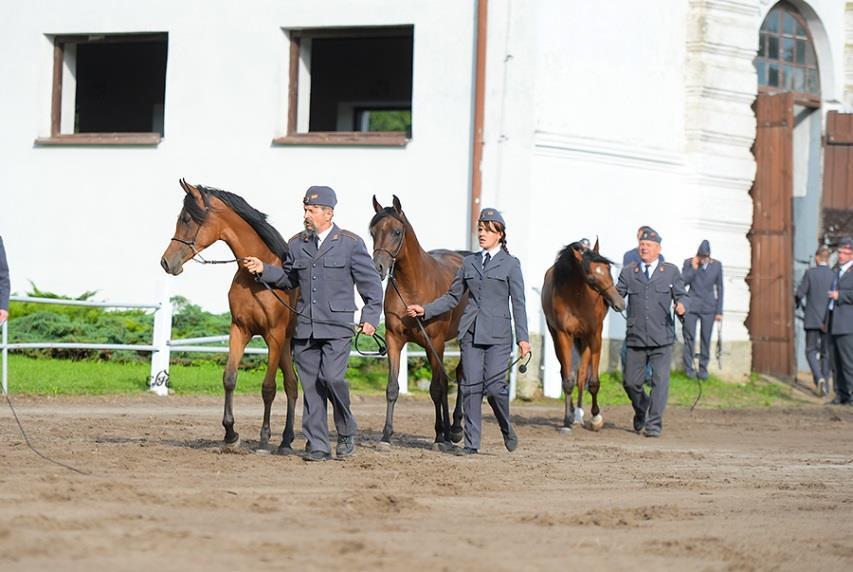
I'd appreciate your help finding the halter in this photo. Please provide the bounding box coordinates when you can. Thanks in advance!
[170,210,239,265]
[371,222,406,277]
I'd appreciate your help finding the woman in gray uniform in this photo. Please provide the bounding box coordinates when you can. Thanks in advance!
[407,208,530,455]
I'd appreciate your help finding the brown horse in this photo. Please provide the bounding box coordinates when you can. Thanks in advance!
[370,196,467,447]
[160,179,299,453]
[541,240,625,432]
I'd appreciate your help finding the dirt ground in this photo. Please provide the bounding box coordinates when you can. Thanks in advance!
[1,394,852,572]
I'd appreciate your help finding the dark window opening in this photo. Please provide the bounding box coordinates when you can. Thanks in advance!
[75,39,168,135]
[308,33,413,134]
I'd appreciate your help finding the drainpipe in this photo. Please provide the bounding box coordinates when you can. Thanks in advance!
[469,0,488,249]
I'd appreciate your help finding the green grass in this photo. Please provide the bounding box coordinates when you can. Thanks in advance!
[3,355,802,408]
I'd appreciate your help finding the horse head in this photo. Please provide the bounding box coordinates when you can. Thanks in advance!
[160,179,219,275]
[369,194,407,280]
[571,239,626,312]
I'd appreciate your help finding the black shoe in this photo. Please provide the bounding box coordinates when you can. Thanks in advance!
[633,412,646,433]
[643,429,661,438]
[457,447,478,456]
[697,371,708,381]
[830,396,845,405]
[503,429,518,452]
[685,371,697,380]
[336,435,355,459]
[304,450,331,462]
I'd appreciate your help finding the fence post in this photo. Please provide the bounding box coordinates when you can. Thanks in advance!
[398,342,409,394]
[149,282,172,396]
[2,319,7,395]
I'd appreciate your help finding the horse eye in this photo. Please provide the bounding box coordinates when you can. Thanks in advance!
[596,268,603,274]
[394,229,402,236]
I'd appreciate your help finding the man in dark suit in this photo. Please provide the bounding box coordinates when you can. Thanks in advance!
[796,245,834,396]
[244,186,384,460]
[621,226,663,382]
[0,236,8,326]
[681,240,723,380]
[829,237,853,405]
[616,227,687,437]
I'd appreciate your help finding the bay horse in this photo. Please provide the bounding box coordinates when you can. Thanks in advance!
[160,179,299,453]
[370,195,467,448]
[541,240,625,432]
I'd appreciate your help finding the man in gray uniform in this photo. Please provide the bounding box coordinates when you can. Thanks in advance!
[243,186,384,460]
[796,245,834,396]
[616,227,687,437]
[829,237,853,405]
[681,240,723,380]
[0,236,9,325]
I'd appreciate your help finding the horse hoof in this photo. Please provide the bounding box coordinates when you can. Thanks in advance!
[376,441,392,452]
[574,408,585,427]
[273,446,295,456]
[559,426,572,435]
[432,441,452,452]
[255,448,271,455]
[590,415,604,431]
[449,430,464,444]
[220,437,241,450]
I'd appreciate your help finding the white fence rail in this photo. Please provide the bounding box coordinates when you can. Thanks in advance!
[0,290,518,399]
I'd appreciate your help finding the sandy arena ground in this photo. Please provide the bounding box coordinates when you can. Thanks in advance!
[1,393,852,571]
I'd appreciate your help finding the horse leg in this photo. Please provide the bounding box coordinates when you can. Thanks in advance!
[589,335,605,431]
[575,342,592,428]
[380,334,403,446]
[257,333,284,450]
[549,327,576,432]
[277,337,298,453]
[426,340,452,448]
[449,361,464,443]
[222,326,251,447]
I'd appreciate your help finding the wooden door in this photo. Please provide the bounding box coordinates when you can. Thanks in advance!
[747,92,795,378]
[822,111,853,244]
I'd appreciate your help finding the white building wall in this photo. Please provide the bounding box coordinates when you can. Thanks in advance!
[0,0,477,312]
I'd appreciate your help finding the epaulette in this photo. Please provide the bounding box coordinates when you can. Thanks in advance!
[289,231,308,242]
[336,229,360,241]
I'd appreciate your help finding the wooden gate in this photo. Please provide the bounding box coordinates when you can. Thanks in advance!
[747,92,795,378]
[822,111,853,244]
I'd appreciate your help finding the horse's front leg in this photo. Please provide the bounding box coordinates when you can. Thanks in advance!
[450,361,464,443]
[426,341,452,448]
[588,335,605,431]
[550,327,576,432]
[277,336,298,453]
[380,334,404,447]
[259,332,284,450]
[575,343,592,428]
[222,326,251,447]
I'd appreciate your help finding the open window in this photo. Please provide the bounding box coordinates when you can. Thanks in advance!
[274,26,413,146]
[36,33,168,145]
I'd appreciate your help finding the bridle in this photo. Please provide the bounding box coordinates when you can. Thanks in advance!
[170,210,239,265]
[371,221,406,277]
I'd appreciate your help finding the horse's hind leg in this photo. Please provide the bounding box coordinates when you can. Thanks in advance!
[550,327,576,432]
[426,341,452,448]
[380,334,403,446]
[450,361,464,443]
[259,333,284,450]
[277,338,298,453]
[222,326,251,447]
[588,335,605,431]
[575,342,592,428]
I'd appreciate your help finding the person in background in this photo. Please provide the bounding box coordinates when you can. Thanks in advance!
[681,240,723,380]
[0,236,9,326]
[795,245,834,397]
[828,237,853,406]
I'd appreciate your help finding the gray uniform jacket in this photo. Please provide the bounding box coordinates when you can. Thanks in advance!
[830,265,853,336]
[0,236,8,310]
[617,261,688,348]
[423,250,529,346]
[796,265,834,330]
[681,258,723,315]
[260,224,383,340]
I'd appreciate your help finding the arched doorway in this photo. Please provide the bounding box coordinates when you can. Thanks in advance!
[748,1,822,379]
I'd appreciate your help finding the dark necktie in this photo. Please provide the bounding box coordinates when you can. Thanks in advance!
[312,235,320,251]
[644,263,651,280]
[829,268,841,310]
[483,252,491,270]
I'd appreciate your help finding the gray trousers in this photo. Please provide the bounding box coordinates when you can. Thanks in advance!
[682,313,714,377]
[805,328,831,384]
[831,333,853,403]
[624,345,672,434]
[292,337,357,454]
[459,331,513,450]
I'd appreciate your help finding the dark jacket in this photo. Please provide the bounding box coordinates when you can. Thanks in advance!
[0,236,9,311]
[830,264,853,336]
[681,258,724,315]
[260,224,383,339]
[423,249,529,345]
[796,265,834,330]
[617,260,688,348]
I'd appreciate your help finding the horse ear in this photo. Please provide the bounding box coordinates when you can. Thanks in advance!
[392,195,402,213]
[372,195,383,213]
[593,236,600,253]
[181,179,204,206]
[572,244,584,262]
[179,178,189,193]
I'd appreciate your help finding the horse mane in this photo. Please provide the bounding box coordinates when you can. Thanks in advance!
[186,185,288,260]
[554,242,614,282]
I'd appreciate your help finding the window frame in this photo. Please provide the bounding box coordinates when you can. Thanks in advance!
[35,33,167,146]
[272,26,413,147]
